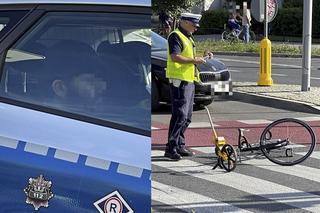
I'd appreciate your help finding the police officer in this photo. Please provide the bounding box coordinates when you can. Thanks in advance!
[164,13,212,160]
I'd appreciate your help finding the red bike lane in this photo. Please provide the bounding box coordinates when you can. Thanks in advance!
[152,120,320,148]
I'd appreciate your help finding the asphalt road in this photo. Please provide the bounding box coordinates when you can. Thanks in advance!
[215,55,320,86]
[151,55,320,213]
[152,101,320,212]
[152,99,319,124]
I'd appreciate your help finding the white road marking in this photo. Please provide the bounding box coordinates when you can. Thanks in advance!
[217,57,302,68]
[153,152,320,212]
[152,181,253,213]
[228,69,242,72]
[297,151,320,160]
[272,73,288,77]
[237,119,272,125]
[296,116,320,122]
[189,122,218,128]
[152,150,166,157]
[191,146,215,154]
[241,158,320,183]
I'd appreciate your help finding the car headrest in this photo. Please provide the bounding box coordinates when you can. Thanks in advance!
[45,40,103,80]
[50,40,97,57]
[97,40,112,54]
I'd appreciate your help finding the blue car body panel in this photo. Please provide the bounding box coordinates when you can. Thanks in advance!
[0,102,151,212]
[0,103,150,170]
[0,1,151,211]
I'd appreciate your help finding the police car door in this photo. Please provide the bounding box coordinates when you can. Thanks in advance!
[0,3,151,212]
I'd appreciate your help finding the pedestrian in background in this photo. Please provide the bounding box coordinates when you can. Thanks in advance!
[227,13,241,36]
[164,13,213,160]
[240,8,252,43]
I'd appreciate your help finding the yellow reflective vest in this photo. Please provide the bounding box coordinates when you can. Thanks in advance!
[166,29,199,83]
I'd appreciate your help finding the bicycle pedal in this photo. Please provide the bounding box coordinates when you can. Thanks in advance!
[285,148,293,157]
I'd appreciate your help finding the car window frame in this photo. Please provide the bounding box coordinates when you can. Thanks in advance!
[0,9,31,43]
[0,4,151,137]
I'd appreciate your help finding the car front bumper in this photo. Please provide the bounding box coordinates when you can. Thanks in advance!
[194,83,213,105]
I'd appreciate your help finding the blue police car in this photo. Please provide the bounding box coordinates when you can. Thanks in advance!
[0,0,151,212]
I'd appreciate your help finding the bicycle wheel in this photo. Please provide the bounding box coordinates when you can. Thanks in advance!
[220,144,237,172]
[221,31,229,41]
[260,118,316,166]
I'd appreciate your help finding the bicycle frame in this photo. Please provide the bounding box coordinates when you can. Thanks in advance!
[238,128,290,153]
[221,27,256,42]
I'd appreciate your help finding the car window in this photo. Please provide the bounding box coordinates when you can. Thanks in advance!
[151,32,167,51]
[0,11,29,39]
[123,29,151,45]
[0,12,150,131]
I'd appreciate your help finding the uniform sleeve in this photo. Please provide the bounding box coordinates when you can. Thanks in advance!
[168,33,183,55]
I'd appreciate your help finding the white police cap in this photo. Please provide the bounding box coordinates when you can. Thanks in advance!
[180,13,202,27]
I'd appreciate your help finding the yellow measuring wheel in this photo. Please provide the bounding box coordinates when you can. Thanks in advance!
[204,106,237,172]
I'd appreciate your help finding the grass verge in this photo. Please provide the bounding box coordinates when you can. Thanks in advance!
[195,40,320,56]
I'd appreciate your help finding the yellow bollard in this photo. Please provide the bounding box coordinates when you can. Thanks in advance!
[258,38,273,86]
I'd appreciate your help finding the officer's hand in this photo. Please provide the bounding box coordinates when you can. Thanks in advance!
[204,50,213,59]
[194,57,206,64]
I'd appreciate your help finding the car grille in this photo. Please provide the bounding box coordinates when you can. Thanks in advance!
[199,72,218,82]
[199,70,230,82]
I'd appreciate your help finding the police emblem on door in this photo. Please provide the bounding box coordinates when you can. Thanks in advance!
[24,175,54,210]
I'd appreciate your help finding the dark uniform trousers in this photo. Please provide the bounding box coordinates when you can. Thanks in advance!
[167,81,195,152]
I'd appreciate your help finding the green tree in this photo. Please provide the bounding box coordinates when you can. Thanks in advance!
[269,0,320,39]
[152,0,201,19]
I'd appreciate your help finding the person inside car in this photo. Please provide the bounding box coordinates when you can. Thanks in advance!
[44,40,107,112]
[51,72,106,105]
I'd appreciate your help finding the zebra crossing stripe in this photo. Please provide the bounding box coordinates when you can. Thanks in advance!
[296,117,320,122]
[191,147,320,182]
[188,122,218,128]
[152,151,320,212]
[297,151,320,159]
[241,158,320,183]
[191,146,215,154]
[237,119,272,125]
[152,181,253,213]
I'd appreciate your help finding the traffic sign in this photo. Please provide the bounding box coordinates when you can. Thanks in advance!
[251,0,278,23]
